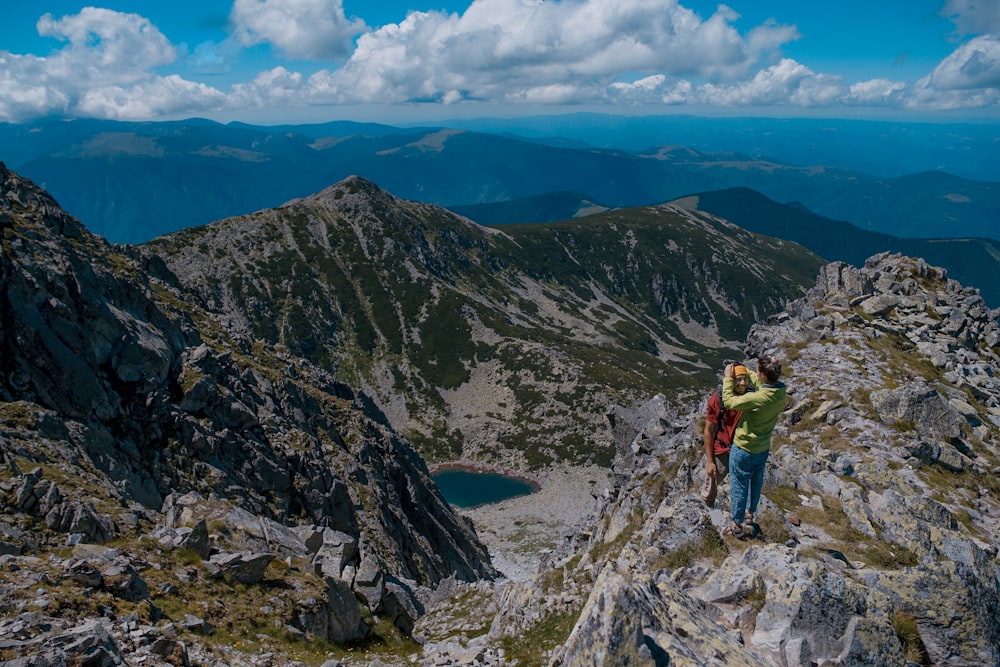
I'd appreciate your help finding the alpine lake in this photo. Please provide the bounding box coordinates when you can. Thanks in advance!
[430,466,538,508]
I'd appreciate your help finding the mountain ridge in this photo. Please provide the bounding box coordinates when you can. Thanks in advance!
[2,162,998,665]
[453,186,1000,308]
[2,116,996,244]
[142,174,824,468]
[412,251,1000,667]
[0,161,497,660]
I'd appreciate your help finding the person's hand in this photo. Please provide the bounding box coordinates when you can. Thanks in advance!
[706,460,718,478]
[724,363,734,378]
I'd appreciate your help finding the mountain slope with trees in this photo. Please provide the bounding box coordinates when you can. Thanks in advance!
[142,176,822,468]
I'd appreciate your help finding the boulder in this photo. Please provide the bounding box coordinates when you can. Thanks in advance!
[870,384,965,441]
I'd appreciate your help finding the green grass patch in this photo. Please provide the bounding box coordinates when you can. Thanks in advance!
[651,518,728,571]
[794,495,919,569]
[893,610,930,665]
[497,608,582,666]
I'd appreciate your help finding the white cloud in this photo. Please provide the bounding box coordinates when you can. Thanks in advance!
[76,76,228,120]
[0,54,73,122]
[928,35,1000,89]
[231,66,307,107]
[0,8,229,121]
[908,73,1000,110]
[609,59,847,108]
[308,0,797,105]
[230,0,366,61]
[36,7,177,79]
[848,78,908,105]
[2,1,998,123]
[696,59,842,107]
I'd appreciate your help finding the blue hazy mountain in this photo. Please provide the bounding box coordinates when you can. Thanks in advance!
[435,113,1000,182]
[0,115,996,244]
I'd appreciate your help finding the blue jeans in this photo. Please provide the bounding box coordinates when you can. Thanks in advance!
[729,446,770,525]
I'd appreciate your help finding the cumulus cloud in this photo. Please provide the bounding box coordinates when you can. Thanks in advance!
[694,59,839,106]
[607,59,848,108]
[76,76,228,120]
[230,0,366,61]
[0,7,228,121]
[928,35,1000,89]
[308,0,798,105]
[2,0,998,123]
[231,66,307,107]
[909,74,1000,109]
[848,78,908,105]
[35,7,177,78]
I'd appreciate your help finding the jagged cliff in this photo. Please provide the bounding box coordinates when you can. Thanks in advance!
[415,252,998,666]
[0,162,496,664]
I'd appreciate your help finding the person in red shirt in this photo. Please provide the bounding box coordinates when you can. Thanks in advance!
[701,364,750,508]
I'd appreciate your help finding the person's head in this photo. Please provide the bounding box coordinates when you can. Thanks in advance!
[732,364,749,395]
[757,355,782,383]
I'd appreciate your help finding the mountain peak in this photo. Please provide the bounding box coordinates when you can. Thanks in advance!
[1,161,90,241]
[492,251,1000,667]
[0,165,497,662]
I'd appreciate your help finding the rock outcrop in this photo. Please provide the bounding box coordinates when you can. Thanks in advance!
[0,162,496,664]
[416,252,1000,667]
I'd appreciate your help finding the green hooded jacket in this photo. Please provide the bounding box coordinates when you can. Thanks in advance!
[722,370,786,454]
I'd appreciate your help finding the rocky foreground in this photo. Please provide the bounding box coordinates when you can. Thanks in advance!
[415,252,1000,666]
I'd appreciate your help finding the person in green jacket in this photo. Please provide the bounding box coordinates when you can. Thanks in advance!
[720,355,786,539]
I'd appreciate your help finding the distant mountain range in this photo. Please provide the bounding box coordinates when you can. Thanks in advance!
[1,116,996,245]
[677,188,1000,308]
[454,187,1000,308]
[436,112,1000,182]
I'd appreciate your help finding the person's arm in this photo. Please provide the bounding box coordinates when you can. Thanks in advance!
[704,418,717,477]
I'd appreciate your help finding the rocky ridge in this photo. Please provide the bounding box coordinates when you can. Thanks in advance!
[3,156,999,665]
[142,175,823,470]
[0,162,496,665]
[413,252,1000,666]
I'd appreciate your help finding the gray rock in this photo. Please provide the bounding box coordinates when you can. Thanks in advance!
[870,384,965,441]
[295,576,370,643]
[552,566,770,666]
[354,554,385,610]
[310,529,359,579]
[208,551,275,585]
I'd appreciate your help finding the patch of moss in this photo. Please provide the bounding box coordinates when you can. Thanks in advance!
[496,607,582,666]
[651,518,728,571]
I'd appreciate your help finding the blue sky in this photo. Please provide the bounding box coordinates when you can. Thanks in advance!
[1,0,998,125]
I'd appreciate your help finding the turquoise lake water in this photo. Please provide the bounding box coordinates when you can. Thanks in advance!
[431,469,536,508]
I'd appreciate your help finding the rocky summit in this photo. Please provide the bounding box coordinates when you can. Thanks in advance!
[1,158,999,666]
[416,252,999,666]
